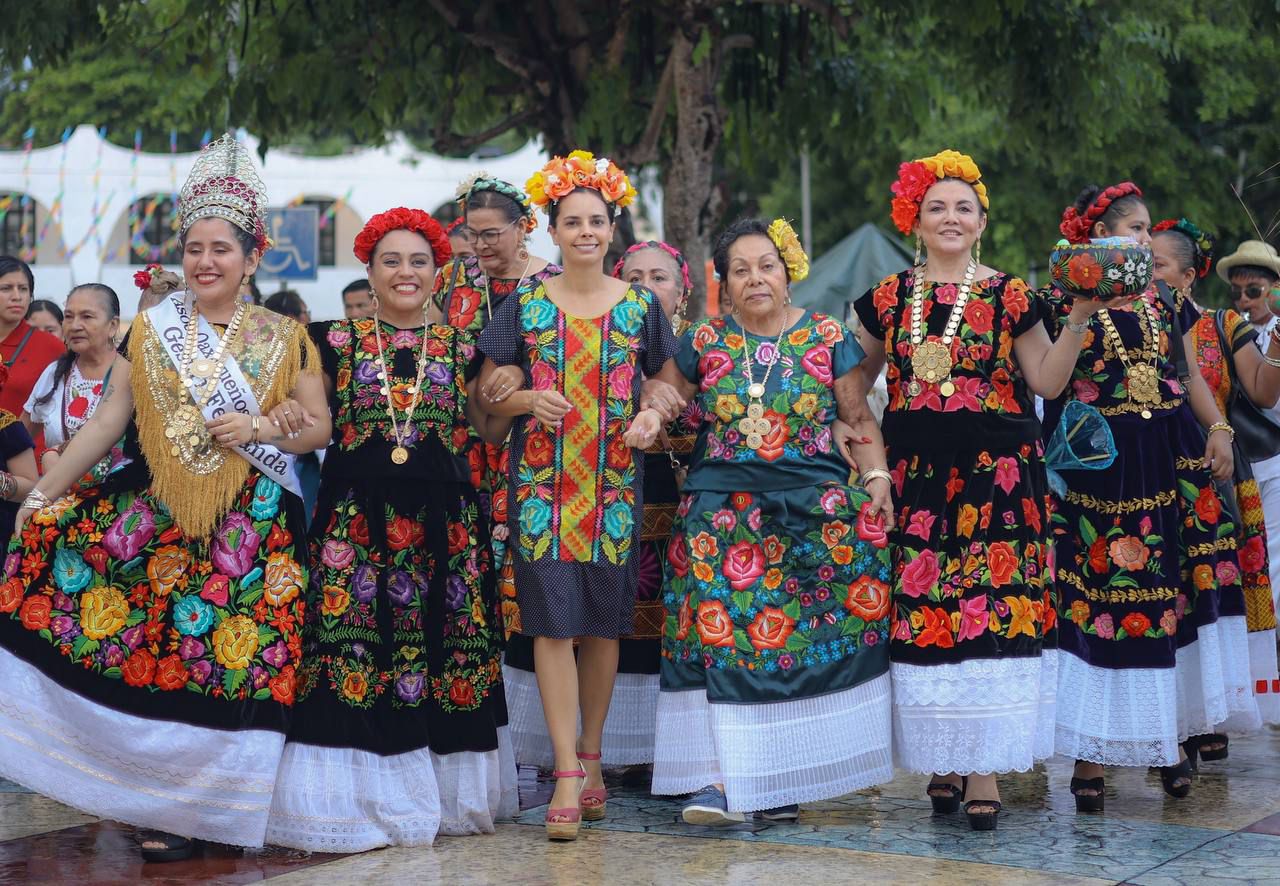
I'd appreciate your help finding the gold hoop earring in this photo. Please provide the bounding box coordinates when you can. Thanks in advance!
[369,290,380,315]
[517,244,529,262]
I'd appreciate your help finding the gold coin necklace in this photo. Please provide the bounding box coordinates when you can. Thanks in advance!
[907,257,977,398]
[1096,294,1161,419]
[736,311,789,450]
[167,300,250,456]
[371,315,433,464]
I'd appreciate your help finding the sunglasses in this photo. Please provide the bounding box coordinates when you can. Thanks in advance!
[457,218,520,246]
[1231,285,1269,302]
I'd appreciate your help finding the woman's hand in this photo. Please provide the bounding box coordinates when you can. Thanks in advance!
[831,419,872,471]
[864,477,896,529]
[481,365,524,405]
[14,506,34,534]
[1205,430,1234,482]
[267,399,317,440]
[640,379,686,423]
[205,412,256,449]
[623,409,663,449]
[529,390,573,430]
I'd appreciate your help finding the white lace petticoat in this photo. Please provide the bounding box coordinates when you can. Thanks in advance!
[651,673,894,813]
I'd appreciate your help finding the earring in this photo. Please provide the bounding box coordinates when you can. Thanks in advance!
[974,238,982,266]
[913,236,923,268]
[517,243,529,262]
[369,289,380,315]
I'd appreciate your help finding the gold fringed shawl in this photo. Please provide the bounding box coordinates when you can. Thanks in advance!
[130,306,319,539]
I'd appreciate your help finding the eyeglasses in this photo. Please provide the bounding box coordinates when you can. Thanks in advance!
[1231,285,1268,302]
[459,218,520,246]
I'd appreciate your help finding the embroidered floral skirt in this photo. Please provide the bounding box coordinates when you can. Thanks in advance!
[1051,405,1259,766]
[886,438,1058,775]
[268,474,515,851]
[651,480,893,811]
[0,462,306,847]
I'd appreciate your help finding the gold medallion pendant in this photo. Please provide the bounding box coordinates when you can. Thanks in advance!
[906,379,922,397]
[939,379,956,397]
[747,382,766,400]
[912,339,953,384]
[391,445,410,465]
[189,357,218,378]
[737,405,772,450]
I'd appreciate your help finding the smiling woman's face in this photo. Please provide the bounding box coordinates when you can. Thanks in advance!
[916,179,986,259]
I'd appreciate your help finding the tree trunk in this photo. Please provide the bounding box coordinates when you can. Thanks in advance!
[662,24,722,321]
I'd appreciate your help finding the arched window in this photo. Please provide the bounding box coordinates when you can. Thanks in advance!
[127,195,182,265]
[0,192,37,259]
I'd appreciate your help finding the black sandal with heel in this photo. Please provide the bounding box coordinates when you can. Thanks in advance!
[926,778,964,815]
[964,799,1001,831]
[1160,757,1194,799]
[1196,733,1229,762]
[1070,776,1105,813]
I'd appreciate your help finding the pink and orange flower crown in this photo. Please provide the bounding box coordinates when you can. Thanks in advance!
[526,150,636,213]
[890,149,989,235]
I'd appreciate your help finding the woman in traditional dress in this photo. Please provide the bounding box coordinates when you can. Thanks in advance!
[633,217,894,825]
[477,152,677,840]
[0,135,330,860]
[1152,218,1280,739]
[855,150,1110,829]
[266,208,518,850]
[0,364,38,545]
[23,284,128,484]
[0,257,68,416]
[1049,183,1258,810]
[430,175,563,767]
[501,240,699,771]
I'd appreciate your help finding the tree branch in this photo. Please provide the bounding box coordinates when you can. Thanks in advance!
[426,0,554,96]
[430,106,540,155]
[629,49,676,165]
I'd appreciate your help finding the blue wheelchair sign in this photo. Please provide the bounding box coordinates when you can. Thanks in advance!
[259,207,319,280]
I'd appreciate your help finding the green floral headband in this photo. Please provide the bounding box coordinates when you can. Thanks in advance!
[455,171,533,220]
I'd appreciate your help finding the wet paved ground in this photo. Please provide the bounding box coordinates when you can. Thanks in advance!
[2,727,1277,884]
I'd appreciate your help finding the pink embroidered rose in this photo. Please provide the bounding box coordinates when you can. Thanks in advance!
[900,549,940,598]
[531,362,556,391]
[608,363,635,400]
[994,457,1020,495]
[700,350,734,387]
[800,345,834,385]
[1071,379,1100,404]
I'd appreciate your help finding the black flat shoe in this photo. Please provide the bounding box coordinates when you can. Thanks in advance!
[964,799,1001,831]
[926,778,964,815]
[138,830,196,863]
[1160,757,1194,799]
[1070,776,1105,813]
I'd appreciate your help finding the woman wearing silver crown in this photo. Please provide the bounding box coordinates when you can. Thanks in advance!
[0,135,330,861]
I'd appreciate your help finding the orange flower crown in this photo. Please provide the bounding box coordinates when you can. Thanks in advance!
[526,150,636,213]
[889,149,989,235]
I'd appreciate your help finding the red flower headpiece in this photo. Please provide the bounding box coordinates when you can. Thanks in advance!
[445,217,466,236]
[1059,182,1144,244]
[353,207,452,266]
[889,149,988,235]
[133,263,164,292]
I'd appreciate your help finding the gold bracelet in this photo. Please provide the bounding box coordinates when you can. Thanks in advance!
[22,488,51,511]
[1208,421,1235,442]
[251,415,261,444]
[860,468,893,486]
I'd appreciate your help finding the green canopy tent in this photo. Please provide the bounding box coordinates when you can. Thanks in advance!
[791,223,913,325]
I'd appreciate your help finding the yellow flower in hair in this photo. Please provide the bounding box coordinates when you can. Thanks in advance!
[767,218,810,282]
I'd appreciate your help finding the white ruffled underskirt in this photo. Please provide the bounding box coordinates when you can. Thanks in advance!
[891,651,1058,776]
[650,673,894,813]
[265,727,519,852]
[1056,616,1260,766]
[0,647,282,847]
[1248,628,1280,726]
[503,664,658,767]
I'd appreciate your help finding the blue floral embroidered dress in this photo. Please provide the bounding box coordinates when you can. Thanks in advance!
[650,312,894,813]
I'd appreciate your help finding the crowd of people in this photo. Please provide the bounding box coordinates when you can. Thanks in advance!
[0,136,1275,863]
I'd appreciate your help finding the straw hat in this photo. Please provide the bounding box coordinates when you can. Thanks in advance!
[1217,239,1280,282]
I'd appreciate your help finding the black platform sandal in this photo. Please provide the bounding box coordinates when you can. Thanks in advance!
[1070,776,1105,813]
[1196,733,1229,762]
[138,830,197,863]
[1179,738,1200,772]
[964,799,1001,831]
[1159,757,1194,799]
[926,777,965,815]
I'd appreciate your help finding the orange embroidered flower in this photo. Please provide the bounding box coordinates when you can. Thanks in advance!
[1108,536,1150,572]
[146,545,191,597]
[746,606,796,651]
[695,600,735,647]
[262,552,303,608]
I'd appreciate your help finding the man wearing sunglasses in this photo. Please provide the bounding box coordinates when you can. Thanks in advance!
[1219,239,1280,618]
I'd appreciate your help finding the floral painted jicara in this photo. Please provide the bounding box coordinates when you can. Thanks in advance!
[267,207,517,851]
[0,133,331,861]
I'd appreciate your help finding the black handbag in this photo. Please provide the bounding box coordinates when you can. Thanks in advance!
[1213,309,1280,464]
[1157,282,1243,529]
